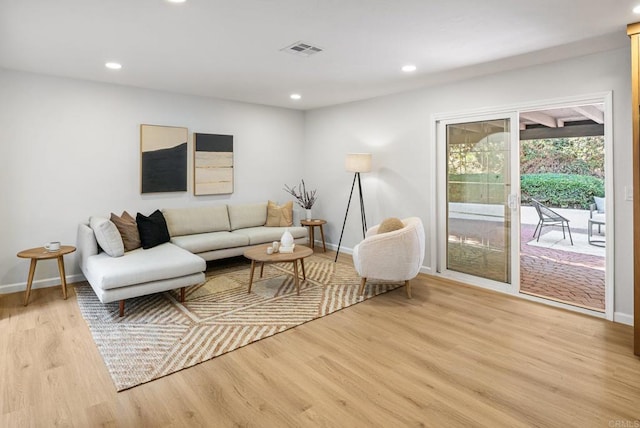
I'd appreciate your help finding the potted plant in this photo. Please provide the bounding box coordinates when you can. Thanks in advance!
[284,180,317,220]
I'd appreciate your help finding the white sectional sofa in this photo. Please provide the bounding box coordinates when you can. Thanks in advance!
[77,202,308,316]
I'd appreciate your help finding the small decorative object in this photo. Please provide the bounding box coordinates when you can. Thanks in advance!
[266,247,274,255]
[280,228,294,251]
[272,241,280,253]
[279,244,295,254]
[284,180,317,220]
[44,241,61,252]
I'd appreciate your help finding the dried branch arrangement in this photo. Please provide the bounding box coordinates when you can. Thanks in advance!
[283,180,317,209]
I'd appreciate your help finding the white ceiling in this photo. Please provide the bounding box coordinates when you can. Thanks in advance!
[0,0,637,110]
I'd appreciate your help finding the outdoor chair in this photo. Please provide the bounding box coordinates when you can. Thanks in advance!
[530,198,573,245]
[588,196,605,246]
[589,196,605,233]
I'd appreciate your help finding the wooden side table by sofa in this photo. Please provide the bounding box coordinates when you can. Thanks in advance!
[17,245,76,306]
[300,219,327,252]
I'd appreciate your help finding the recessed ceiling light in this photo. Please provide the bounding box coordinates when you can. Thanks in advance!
[105,62,122,70]
[634,5,640,13]
[401,64,417,72]
[290,94,301,100]
[167,0,186,3]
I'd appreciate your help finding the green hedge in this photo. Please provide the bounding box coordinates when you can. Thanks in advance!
[520,173,604,209]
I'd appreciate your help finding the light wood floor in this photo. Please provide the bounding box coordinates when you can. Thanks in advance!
[1,251,639,427]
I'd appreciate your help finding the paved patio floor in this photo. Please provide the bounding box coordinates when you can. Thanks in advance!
[519,222,605,312]
[448,205,606,312]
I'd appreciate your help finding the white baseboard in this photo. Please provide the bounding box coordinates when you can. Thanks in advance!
[0,273,86,295]
[614,312,634,326]
[324,241,352,255]
[419,266,432,275]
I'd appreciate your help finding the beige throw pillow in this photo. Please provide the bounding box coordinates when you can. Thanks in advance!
[265,200,293,227]
[110,211,142,252]
[377,217,405,234]
[162,205,230,236]
[228,203,268,230]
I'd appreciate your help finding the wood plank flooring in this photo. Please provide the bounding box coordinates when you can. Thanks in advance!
[1,251,639,427]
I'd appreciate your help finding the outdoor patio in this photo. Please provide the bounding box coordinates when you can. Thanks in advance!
[520,205,605,312]
[448,204,605,312]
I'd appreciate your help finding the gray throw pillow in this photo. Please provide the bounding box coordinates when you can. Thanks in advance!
[594,196,605,213]
[89,216,125,257]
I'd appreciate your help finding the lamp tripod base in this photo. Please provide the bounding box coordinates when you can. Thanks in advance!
[334,172,367,262]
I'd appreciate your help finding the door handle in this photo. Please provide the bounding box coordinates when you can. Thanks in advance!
[508,194,519,210]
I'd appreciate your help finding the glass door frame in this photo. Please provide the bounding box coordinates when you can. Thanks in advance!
[435,111,521,294]
[430,92,614,321]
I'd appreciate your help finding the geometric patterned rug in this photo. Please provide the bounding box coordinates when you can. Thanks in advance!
[75,255,404,391]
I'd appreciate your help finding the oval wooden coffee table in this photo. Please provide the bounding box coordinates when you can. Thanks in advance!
[244,244,313,295]
[17,245,76,306]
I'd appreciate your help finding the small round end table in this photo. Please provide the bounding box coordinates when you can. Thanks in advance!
[300,219,327,252]
[17,245,76,306]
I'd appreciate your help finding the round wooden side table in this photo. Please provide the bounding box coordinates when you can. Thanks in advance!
[300,219,327,252]
[17,245,76,306]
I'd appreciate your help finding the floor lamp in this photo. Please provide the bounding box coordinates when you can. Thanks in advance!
[335,153,372,262]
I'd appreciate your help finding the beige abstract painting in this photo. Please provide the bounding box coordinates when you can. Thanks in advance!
[140,124,188,193]
[194,133,233,195]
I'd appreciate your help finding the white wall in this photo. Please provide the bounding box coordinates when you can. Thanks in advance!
[1,47,634,322]
[303,47,634,321]
[0,70,304,292]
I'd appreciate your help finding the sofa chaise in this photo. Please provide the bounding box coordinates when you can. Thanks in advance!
[77,202,308,316]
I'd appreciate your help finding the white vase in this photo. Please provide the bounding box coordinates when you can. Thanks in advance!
[281,228,294,248]
[305,209,312,220]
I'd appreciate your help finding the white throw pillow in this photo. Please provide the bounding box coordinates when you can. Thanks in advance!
[90,216,125,257]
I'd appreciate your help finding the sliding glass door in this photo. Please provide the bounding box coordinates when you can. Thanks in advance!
[437,113,519,288]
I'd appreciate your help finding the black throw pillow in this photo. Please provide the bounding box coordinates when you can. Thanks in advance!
[136,210,170,249]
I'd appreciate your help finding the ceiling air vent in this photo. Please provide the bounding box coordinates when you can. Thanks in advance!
[281,41,323,57]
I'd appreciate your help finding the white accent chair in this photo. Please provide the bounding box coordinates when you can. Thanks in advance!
[352,217,425,298]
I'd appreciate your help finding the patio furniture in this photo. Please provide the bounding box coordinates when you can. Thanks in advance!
[531,199,573,245]
[588,196,605,247]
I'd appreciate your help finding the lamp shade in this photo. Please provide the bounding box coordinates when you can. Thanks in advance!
[345,153,372,173]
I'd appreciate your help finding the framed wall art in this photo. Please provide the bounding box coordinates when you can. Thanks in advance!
[140,124,188,194]
[194,133,234,195]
